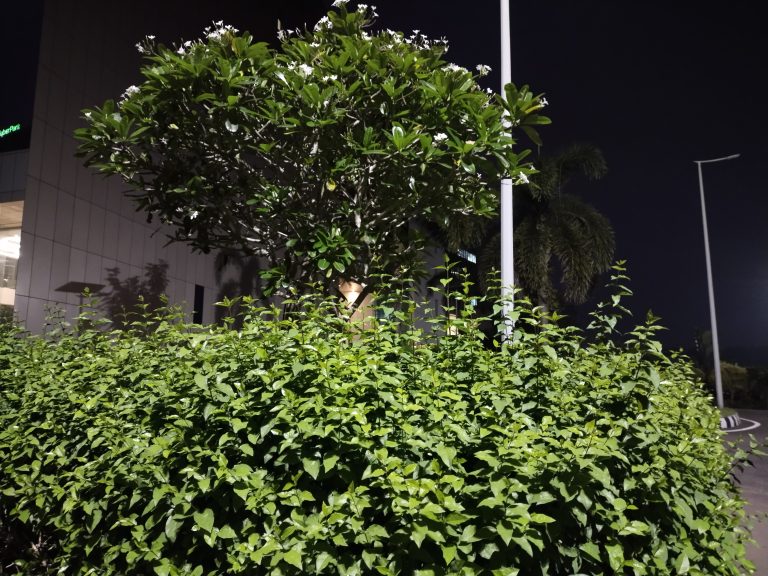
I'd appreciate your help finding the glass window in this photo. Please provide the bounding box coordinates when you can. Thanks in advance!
[0,201,23,314]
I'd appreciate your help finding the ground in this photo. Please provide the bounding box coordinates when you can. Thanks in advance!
[727,409,768,573]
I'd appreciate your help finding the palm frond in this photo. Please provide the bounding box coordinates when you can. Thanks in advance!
[533,142,608,198]
[549,194,615,303]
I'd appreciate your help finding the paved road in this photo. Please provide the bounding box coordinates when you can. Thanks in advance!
[726,410,768,573]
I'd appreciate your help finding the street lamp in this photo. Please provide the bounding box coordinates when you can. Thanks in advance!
[500,0,514,337]
[694,153,740,409]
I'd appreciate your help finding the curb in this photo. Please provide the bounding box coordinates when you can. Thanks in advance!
[720,413,742,430]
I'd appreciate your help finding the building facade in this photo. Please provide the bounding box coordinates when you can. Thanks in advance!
[2,1,225,332]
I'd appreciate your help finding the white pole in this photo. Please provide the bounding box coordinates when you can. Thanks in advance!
[500,0,514,337]
[694,153,739,409]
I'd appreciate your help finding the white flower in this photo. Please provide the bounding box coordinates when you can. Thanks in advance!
[84,111,92,119]
[357,3,368,11]
[298,63,313,77]
[120,85,140,101]
[206,22,238,42]
[443,63,466,73]
[476,64,491,76]
[434,132,448,143]
[516,172,530,185]
[332,0,349,6]
[147,35,155,40]
[314,16,331,30]
[540,97,549,107]
[135,43,146,54]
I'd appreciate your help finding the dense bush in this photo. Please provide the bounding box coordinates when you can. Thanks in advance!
[0,268,755,575]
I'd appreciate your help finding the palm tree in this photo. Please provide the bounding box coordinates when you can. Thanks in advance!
[442,143,615,311]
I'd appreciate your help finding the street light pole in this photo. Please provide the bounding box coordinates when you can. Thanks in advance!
[694,153,739,409]
[500,0,514,337]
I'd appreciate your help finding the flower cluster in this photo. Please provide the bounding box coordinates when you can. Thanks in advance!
[443,63,468,74]
[205,21,238,42]
[314,16,332,31]
[176,40,193,55]
[120,85,140,103]
[135,34,155,54]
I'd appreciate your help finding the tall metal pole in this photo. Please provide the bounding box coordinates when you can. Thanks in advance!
[694,153,739,409]
[500,0,514,337]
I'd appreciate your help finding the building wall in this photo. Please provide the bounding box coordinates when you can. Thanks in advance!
[14,1,222,332]
[0,151,28,204]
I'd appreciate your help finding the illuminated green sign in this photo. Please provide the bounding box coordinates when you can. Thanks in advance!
[0,123,21,139]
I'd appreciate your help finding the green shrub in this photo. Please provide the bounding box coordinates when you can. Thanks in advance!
[0,267,755,575]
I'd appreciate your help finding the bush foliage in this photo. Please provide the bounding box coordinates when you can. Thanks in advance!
[0,267,755,575]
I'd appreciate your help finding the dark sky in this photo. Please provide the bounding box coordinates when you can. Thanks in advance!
[3,1,767,361]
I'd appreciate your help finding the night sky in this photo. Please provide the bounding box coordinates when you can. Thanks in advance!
[2,1,766,362]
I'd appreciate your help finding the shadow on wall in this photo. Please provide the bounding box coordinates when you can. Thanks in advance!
[214,250,263,329]
[102,260,169,330]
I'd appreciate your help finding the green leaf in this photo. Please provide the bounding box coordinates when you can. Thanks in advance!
[302,458,321,480]
[362,550,377,569]
[435,443,457,467]
[511,537,533,557]
[165,516,182,542]
[441,545,457,565]
[606,543,624,572]
[580,541,601,561]
[193,508,215,533]
[496,521,514,545]
[283,547,303,569]
[479,542,499,559]
[324,454,340,472]
[674,553,690,574]
[316,551,333,572]
[194,373,208,390]
[621,381,637,394]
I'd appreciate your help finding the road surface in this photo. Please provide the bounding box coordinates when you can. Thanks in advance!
[726,410,767,573]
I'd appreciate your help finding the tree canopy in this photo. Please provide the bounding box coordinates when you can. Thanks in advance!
[75,3,548,294]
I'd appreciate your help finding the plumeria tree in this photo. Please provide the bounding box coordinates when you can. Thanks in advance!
[76,2,548,297]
